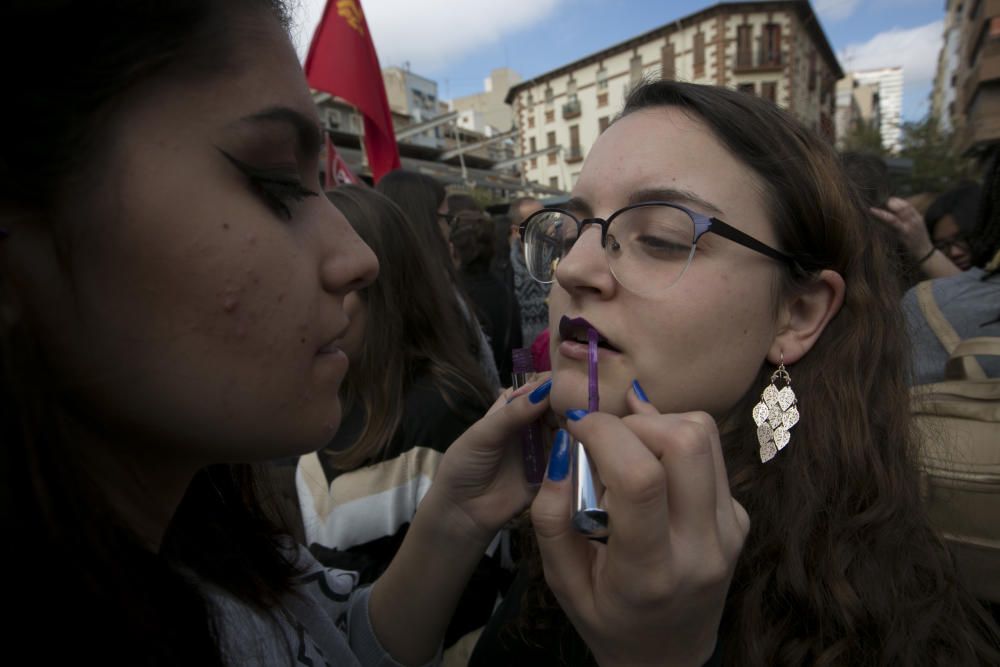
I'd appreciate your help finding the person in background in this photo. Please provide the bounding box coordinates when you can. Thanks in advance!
[271,186,504,656]
[840,151,913,290]
[377,170,501,391]
[508,196,550,348]
[903,157,1000,385]
[450,210,521,381]
[871,182,981,280]
[924,182,981,272]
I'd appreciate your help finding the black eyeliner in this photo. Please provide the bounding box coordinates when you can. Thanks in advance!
[217,147,317,219]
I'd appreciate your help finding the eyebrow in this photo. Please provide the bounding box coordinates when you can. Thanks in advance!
[627,187,724,216]
[235,106,322,158]
[562,187,725,219]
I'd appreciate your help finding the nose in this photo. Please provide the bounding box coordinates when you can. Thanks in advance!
[554,224,616,299]
[320,204,379,296]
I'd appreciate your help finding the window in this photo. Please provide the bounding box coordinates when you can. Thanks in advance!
[761,24,781,66]
[550,176,559,189]
[530,137,537,153]
[598,116,610,133]
[530,158,538,168]
[597,92,609,107]
[545,85,554,105]
[761,81,776,102]
[569,124,580,149]
[597,66,608,90]
[527,91,534,106]
[548,153,557,165]
[545,109,555,123]
[694,32,706,78]
[547,131,556,147]
[567,78,577,96]
[528,116,535,128]
[630,54,643,84]
[738,83,755,95]
[661,42,676,79]
[736,25,752,69]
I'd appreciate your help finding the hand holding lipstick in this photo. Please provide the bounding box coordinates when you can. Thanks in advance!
[529,382,750,667]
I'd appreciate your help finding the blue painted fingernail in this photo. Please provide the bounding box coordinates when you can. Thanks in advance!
[528,378,552,404]
[565,408,589,422]
[632,379,649,402]
[547,429,571,482]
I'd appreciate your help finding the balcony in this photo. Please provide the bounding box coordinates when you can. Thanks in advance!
[562,99,582,119]
[565,145,584,163]
[733,54,784,74]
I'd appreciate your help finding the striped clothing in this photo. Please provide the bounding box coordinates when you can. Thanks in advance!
[273,375,511,658]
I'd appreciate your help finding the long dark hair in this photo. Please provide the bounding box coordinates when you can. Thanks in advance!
[324,186,494,468]
[376,169,491,378]
[1,2,297,663]
[516,81,1000,665]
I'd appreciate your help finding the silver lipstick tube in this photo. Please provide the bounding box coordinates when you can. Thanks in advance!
[571,437,609,539]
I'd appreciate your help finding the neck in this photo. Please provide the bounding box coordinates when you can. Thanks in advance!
[67,416,198,552]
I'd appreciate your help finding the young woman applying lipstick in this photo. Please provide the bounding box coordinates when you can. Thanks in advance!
[471,81,1000,665]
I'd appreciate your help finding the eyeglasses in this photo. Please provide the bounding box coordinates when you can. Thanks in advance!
[933,235,970,253]
[518,201,806,297]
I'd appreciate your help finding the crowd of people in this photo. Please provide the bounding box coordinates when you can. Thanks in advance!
[4,1,999,665]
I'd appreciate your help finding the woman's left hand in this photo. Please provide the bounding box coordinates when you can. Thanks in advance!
[427,376,552,544]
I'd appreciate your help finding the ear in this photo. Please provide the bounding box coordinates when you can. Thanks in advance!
[769,269,845,365]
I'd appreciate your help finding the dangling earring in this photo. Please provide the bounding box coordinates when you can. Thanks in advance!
[752,355,799,463]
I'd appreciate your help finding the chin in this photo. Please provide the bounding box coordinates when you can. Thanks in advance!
[550,369,629,417]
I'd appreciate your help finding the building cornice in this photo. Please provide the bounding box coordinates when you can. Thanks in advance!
[504,0,842,104]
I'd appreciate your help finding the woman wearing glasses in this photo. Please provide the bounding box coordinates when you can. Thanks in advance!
[870,182,981,279]
[471,81,999,665]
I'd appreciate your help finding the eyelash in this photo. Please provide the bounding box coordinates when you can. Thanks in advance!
[218,148,318,220]
[248,175,317,220]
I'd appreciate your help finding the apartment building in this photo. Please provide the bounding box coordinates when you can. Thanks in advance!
[451,67,523,136]
[932,0,966,132]
[849,67,903,152]
[949,0,1000,156]
[835,73,882,148]
[505,0,842,191]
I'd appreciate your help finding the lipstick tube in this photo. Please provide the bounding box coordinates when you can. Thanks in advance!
[572,327,609,539]
[511,348,545,486]
[571,438,609,539]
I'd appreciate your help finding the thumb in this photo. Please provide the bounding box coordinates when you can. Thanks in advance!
[530,429,594,609]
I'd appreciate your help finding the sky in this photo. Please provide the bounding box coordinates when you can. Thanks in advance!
[291,0,947,122]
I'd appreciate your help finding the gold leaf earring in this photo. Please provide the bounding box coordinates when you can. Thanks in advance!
[752,356,799,463]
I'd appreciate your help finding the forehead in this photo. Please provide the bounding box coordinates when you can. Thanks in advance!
[115,12,318,141]
[572,108,767,220]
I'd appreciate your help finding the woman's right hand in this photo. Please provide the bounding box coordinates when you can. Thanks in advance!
[529,386,749,667]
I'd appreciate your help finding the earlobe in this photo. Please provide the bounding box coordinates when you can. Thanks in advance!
[769,269,845,365]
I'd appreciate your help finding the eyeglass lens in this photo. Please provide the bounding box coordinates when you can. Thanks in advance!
[523,205,698,297]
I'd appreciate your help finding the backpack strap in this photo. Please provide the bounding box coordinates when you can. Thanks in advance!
[915,280,987,379]
[945,337,1000,380]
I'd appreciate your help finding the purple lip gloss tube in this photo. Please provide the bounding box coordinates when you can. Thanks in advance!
[512,348,545,486]
[571,328,609,539]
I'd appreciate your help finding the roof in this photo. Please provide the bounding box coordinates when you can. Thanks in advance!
[504,0,842,104]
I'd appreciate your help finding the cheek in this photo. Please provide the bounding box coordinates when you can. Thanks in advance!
[631,279,776,416]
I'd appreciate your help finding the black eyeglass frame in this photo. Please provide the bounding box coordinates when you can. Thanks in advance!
[518,200,808,282]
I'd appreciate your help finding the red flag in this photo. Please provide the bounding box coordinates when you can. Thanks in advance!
[324,133,362,188]
[305,0,401,183]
